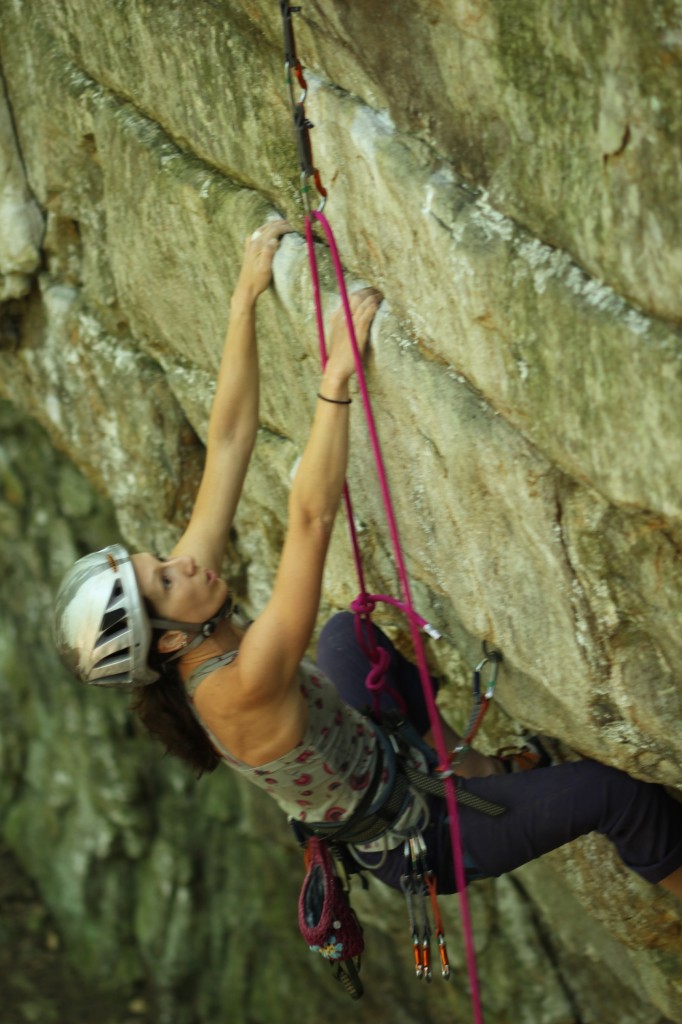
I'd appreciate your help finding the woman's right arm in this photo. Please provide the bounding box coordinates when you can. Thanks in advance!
[172,219,290,571]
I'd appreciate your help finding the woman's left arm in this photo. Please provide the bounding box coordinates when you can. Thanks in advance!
[230,287,382,709]
[173,219,290,569]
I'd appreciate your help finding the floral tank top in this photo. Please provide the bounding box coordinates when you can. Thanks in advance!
[185,654,425,843]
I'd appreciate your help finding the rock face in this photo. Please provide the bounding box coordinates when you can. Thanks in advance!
[0,2,680,1022]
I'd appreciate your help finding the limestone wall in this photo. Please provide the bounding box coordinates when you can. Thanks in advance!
[1,2,681,1021]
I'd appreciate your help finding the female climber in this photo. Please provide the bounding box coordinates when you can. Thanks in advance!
[53,218,682,901]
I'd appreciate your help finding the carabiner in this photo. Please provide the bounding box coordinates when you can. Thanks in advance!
[481,639,502,669]
[280,2,302,66]
[413,931,424,978]
[474,645,502,699]
[422,932,432,982]
[438,933,451,980]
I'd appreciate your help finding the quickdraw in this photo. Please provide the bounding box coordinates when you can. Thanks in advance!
[450,646,502,769]
[400,832,450,983]
[280,1,327,213]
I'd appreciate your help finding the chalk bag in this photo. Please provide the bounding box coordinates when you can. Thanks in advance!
[298,836,364,998]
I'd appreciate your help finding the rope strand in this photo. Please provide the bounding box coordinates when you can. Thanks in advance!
[281,7,484,1018]
[304,209,484,1024]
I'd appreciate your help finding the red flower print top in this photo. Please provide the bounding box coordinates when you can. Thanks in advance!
[185,654,424,844]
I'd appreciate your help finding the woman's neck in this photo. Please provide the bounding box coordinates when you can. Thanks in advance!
[176,616,245,680]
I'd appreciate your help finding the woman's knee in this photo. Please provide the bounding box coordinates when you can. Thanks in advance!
[317,611,356,662]
[316,611,373,709]
[569,760,682,882]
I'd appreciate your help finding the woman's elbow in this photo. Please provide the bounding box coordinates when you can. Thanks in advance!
[288,496,337,539]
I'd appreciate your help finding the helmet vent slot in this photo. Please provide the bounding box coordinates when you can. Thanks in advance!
[97,607,128,647]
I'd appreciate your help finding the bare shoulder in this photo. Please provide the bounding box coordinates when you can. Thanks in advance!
[191,658,308,767]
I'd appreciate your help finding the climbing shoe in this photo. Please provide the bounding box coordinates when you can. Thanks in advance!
[495,736,551,773]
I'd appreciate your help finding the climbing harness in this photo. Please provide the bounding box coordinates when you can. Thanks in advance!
[296,713,506,847]
[290,710,506,1001]
[279,7,497,1020]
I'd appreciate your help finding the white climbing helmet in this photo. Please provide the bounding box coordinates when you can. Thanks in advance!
[53,543,158,689]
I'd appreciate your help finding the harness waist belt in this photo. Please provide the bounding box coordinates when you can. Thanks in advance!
[300,719,506,846]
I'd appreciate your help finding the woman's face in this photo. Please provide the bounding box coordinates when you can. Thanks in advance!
[131,553,229,626]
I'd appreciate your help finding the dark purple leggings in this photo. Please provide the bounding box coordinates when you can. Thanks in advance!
[317,612,682,893]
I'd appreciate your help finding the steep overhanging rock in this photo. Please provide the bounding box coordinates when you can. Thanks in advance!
[0,2,680,1022]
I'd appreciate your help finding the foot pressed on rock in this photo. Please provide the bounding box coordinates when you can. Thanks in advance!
[495,737,551,774]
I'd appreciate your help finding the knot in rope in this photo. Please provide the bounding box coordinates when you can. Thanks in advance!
[364,647,392,692]
[350,593,376,617]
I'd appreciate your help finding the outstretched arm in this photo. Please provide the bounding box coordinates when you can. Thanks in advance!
[233,287,382,707]
[173,219,290,570]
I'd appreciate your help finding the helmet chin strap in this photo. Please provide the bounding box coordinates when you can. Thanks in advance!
[149,595,235,662]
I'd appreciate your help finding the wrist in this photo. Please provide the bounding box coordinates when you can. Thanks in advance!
[231,282,259,313]
[319,371,351,402]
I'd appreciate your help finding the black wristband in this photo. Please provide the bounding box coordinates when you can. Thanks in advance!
[317,392,352,405]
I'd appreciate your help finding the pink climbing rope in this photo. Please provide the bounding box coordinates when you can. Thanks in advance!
[304,210,485,1024]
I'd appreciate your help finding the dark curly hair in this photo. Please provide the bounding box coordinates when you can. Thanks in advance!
[129,606,221,777]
